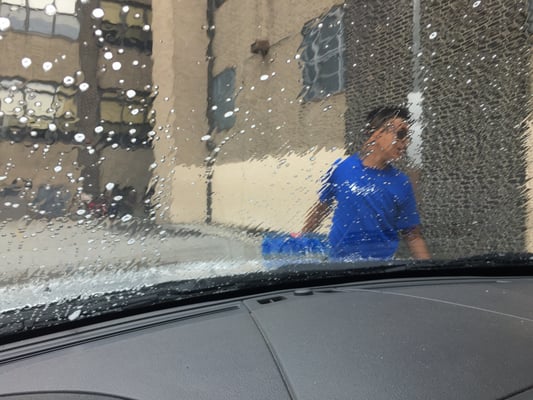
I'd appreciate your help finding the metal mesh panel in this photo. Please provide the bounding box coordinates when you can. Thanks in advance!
[345,0,531,258]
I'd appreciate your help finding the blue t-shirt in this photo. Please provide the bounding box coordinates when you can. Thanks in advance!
[319,154,420,260]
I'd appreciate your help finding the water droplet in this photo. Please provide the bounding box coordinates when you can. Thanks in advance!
[42,62,53,72]
[44,4,57,16]
[54,165,62,173]
[68,309,82,321]
[143,24,151,32]
[260,74,269,81]
[79,82,90,92]
[201,135,211,141]
[21,57,32,68]
[94,126,104,134]
[0,17,11,31]
[74,133,86,143]
[473,0,481,7]
[91,8,104,19]
[76,209,86,215]
[112,62,122,71]
[122,5,130,13]
[127,238,136,245]
[429,32,438,40]
[63,76,75,87]
[122,214,133,223]
[48,123,57,131]
[113,195,123,201]
[104,51,113,60]
[224,111,234,118]
[105,183,115,191]
[126,89,136,98]
[19,116,28,124]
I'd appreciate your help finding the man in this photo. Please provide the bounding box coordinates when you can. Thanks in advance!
[301,106,430,260]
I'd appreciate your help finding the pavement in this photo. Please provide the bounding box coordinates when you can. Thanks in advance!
[0,217,266,310]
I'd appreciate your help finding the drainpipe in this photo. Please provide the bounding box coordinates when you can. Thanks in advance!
[77,0,101,196]
[204,0,217,224]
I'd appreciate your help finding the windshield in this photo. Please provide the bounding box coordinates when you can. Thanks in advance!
[0,0,531,333]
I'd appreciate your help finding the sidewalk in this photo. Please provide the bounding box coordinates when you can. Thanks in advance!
[0,218,264,286]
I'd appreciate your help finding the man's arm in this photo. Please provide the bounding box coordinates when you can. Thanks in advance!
[401,226,430,260]
[301,200,332,234]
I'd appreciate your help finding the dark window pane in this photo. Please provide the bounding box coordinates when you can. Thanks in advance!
[210,68,236,132]
[299,6,344,101]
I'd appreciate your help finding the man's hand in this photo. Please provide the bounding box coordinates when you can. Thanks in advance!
[401,226,431,260]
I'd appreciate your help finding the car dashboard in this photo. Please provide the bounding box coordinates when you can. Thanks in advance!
[1,277,533,399]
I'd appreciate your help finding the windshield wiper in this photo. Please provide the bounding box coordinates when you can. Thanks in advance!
[277,252,533,274]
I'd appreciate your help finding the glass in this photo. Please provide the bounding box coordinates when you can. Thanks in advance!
[0,0,529,335]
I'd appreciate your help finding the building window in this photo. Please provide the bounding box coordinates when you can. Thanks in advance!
[299,6,345,102]
[98,1,152,54]
[99,89,155,148]
[209,68,236,132]
[0,0,80,40]
[0,78,78,142]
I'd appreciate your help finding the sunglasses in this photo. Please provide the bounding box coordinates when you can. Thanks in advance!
[396,128,409,140]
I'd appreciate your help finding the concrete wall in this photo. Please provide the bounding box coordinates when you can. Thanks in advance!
[209,0,346,231]
[151,0,209,223]
[0,33,80,82]
[150,0,347,231]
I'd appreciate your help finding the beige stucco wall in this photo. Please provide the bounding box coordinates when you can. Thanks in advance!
[211,0,346,159]
[150,0,347,230]
[209,0,347,230]
[100,147,154,195]
[212,148,343,232]
[151,0,209,223]
[0,142,79,186]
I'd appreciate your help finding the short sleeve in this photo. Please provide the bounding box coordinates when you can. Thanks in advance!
[396,178,421,231]
[318,158,342,204]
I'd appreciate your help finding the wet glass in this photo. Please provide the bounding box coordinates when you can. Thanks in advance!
[0,0,529,317]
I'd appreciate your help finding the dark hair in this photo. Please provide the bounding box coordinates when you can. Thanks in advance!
[365,106,411,135]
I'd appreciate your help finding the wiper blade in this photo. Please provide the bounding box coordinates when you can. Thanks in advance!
[276,252,533,274]
[434,252,533,269]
